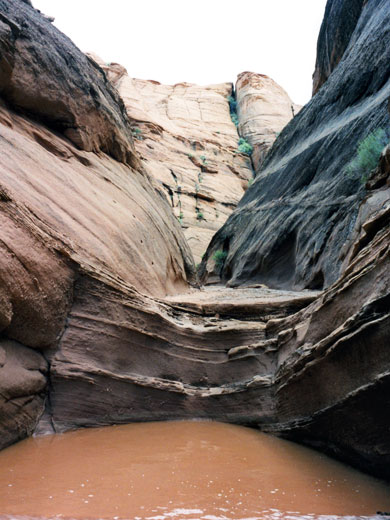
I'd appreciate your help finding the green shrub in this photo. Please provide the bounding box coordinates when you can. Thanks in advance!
[212,249,227,269]
[347,128,388,182]
[132,127,143,140]
[196,211,204,221]
[200,155,207,164]
[228,94,239,127]
[231,113,239,127]
[227,95,237,114]
[237,137,253,156]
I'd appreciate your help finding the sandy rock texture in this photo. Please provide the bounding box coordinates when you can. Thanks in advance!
[263,147,390,480]
[0,340,47,449]
[201,0,390,291]
[48,281,316,432]
[0,0,194,450]
[236,72,300,171]
[0,0,138,165]
[0,0,389,485]
[94,58,253,264]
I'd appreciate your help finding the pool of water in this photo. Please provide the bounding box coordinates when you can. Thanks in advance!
[0,421,388,519]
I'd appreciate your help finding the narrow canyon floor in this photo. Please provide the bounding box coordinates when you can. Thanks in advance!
[0,421,389,520]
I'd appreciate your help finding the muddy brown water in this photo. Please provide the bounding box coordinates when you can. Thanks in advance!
[0,421,389,520]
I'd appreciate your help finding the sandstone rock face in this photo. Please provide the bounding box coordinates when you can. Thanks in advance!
[48,280,317,432]
[312,0,365,95]
[201,0,390,291]
[263,148,390,480]
[236,72,300,171]
[0,340,47,450]
[0,0,138,165]
[1,0,389,486]
[95,59,253,264]
[0,0,194,449]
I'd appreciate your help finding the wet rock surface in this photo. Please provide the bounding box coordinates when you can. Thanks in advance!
[264,168,390,478]
[201,0,390,291]
[312,0,365,95]
[0,339,47,450]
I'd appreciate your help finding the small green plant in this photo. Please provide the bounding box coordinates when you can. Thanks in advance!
[227,94,239,127]
[231,113,239,127]
[196,211,204,220]
[346,128,388,183]
[248,178,254,187]
[187,153,194,159]
[227,95,237,114]
[237,137,253,156]
[132,127,143,140]
[200,155,207,164]
[212,250,228,270]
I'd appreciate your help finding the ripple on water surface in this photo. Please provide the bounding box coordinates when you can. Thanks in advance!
[0,421,389,520]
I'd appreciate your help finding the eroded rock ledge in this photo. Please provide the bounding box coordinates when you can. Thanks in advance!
[0,0,389,486]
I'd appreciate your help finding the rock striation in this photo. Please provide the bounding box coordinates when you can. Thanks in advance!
[0,0,138,165]
[94,57,253,264]
[0,0,194,450]
[236,72,300,171]
[90,58,297,264]
[0,0,390,486]
[312,0,365,95]
[200,0,390,291]
[263,147,390,480]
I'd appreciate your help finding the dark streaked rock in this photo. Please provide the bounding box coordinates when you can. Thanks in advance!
[200,0,390,291]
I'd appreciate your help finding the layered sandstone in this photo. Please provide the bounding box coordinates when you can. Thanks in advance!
[1,0,390,486]
[0,0,194,450]
[94,58,253,264]
[263,147,390,480]
[201,0,390,291]
[236,72,300,171]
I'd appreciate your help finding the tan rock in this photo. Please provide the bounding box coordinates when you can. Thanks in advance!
[0,105,193,303]
[97,61,253,264]
[236,72,300,171]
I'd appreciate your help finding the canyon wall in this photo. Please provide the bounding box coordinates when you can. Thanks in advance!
[91,58,296,264]
[236,72,301,171]
[0,0,194,450]
[201,0,390,291]
[0,0,390,484]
